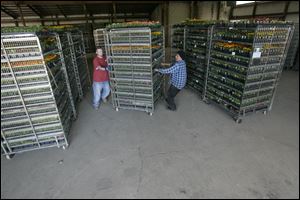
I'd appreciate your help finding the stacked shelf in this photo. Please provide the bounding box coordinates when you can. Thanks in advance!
[93,28,106,54]
[105,24,165,115]
[205,22,294,122]
[284,22,298,70]
[68,29,91,97]
[76,24,96,53]
[171,24,186,63]
[184,21,214,97]
[1,32,71,158]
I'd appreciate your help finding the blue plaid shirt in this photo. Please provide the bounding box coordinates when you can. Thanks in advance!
[158,60,187,90]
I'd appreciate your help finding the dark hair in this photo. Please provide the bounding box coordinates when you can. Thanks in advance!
[177,50,185,60]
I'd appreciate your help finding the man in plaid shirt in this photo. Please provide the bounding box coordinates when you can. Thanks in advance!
[155,50,187,111]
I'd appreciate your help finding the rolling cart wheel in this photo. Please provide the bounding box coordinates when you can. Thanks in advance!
[263,110,267,115]
[149,112,153,116]
[115,108,119,112]
[235,118,242,124]
[62,145,68,150]
[203,99,210,105]
[6,154,14,159]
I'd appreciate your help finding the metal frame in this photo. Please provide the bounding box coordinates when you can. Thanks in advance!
[204,22,294,123]
[284,22,298,70]
[184,23,215,99]
[105,26,165,115]
[67,32,84,99]
[171,24,186,63]
[94,28,106,54]
[1,32,70,159]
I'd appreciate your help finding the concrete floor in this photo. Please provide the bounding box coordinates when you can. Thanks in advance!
[1,67,299,198]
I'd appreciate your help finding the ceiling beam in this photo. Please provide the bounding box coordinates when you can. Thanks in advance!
[1,14,150,23]
[56,5,67,18]
[27,5,42,17]
[283,1,290,20]
[252,1,257,18]
[83,4,88,24]
[2,1,161,5]
[1,6,18,19]
[16,2,26,26]
[112,2,117,22]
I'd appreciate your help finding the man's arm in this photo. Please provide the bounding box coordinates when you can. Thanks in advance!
[93,59,106,71]
[157,63,179,74]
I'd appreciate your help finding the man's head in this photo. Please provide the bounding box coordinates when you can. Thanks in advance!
[96,48,103,57]
[176,50,185,61]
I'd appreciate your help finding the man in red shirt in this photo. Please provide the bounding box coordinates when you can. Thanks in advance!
[92,48,110,110]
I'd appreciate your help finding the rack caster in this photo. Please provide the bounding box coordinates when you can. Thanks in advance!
[263,110,267,115]
[235,118,242,124]
[203,99,210,105]
[6,154,14,160]
[62,145,68,150]
[149,112,153,116]
[115,108,119,112]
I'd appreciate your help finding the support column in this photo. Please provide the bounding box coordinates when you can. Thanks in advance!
[16,3,26,26]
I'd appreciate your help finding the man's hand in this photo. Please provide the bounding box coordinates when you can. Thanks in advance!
[161,62,170,67]
[97,66,106,71]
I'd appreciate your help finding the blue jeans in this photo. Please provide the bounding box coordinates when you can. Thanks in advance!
[93,81,110,108]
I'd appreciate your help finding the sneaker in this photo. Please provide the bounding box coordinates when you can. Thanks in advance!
[167,105,176,111]
[93,106,99,110]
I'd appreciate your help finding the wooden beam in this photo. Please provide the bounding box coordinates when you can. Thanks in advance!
[1,14,150,23]
[193,1,198,18]
[27,5,42,17]
[83,4,88,24]
[56,5,67,18]
[189,1,193,19]
[252,1,257,18]
[217,1,221,20]
[1,6,18,19]
[283,1,290,20]
[113,2,117,22]
[16,3,26,26]
[229,5,234,19]
[56,14,59,25]
[164,1,169,47]
[2,1,162,5]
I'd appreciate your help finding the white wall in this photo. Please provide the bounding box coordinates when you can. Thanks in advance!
[286,14,299,23]
[197,1,218,20]
[288,1,299,13]
[231,1,299,23]
[233,5,253,16]
[255,1,285,15]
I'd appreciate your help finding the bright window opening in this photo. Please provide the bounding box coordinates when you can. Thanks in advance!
[236,1,255,5]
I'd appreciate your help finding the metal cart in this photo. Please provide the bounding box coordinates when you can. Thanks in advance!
[204,22,294,123]
[1,32,71,159]
[184,23,214,99]
[93,28,106,54]
[105,26,165,115]
[171,24,186,63]
[284,22,298,70]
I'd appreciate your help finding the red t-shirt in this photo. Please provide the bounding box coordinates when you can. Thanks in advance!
[93,56,109,82]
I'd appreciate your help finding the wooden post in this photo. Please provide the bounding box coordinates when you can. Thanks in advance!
[16,3,26,26]
[56,14,60,25]
[113,2,117,22]
[252,1,257,19]
[217,1,221,20]
[283,1,290,20]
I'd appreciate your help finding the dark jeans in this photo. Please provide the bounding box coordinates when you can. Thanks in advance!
[166,84,180,110]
